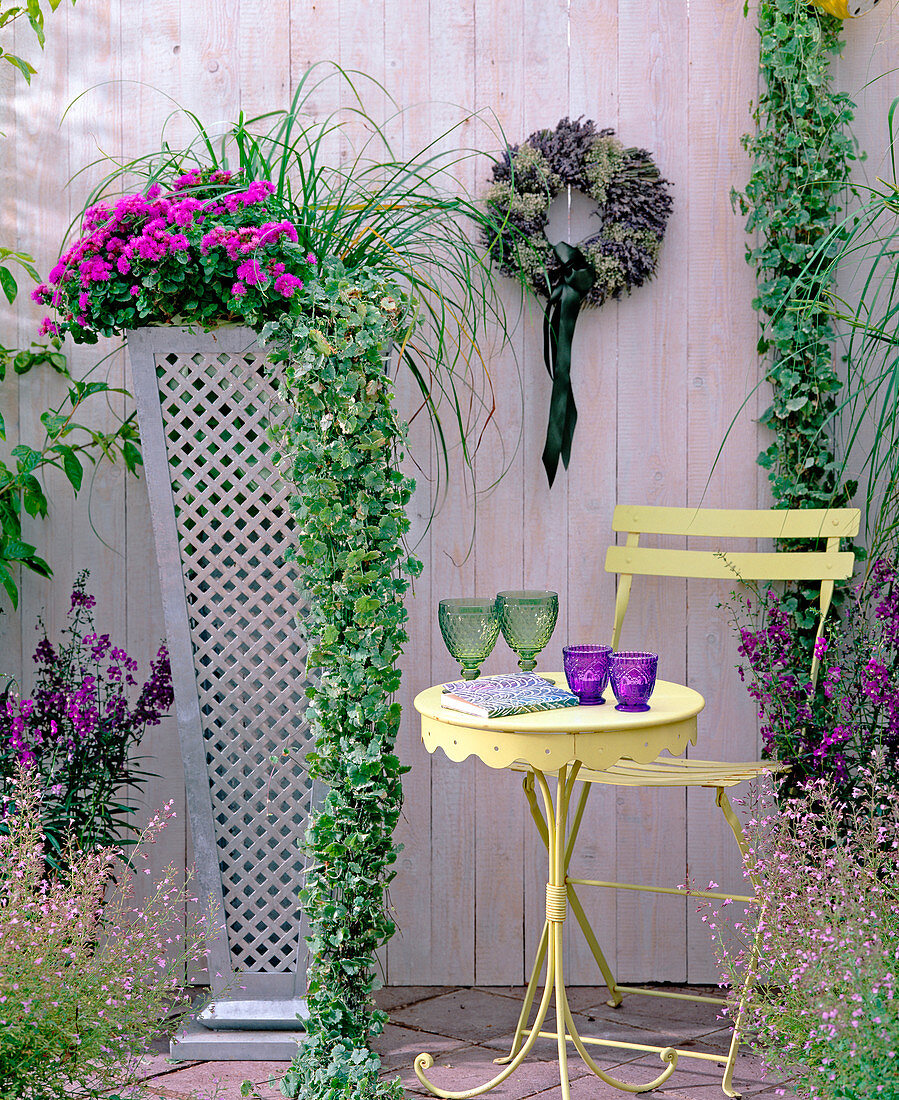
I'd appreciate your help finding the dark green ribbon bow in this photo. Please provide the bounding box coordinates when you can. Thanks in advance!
[541,241,595,487]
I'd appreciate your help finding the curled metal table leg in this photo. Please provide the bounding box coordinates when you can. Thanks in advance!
[415,764,685,1098]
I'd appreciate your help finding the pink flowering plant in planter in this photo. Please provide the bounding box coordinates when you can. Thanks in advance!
[733,558,899,810]
[0,572,173,866]
[702,773,899,1100]
[39,67,519,1098]
[33,167,317,341]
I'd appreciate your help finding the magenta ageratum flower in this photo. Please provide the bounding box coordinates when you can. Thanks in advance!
[39,167,316,339]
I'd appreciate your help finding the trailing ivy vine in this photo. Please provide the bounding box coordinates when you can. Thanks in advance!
[737,0,857,521]
[263,262,418,1100]
[736,0,861,646]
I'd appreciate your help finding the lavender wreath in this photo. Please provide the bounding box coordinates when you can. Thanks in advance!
[484,116,672,306]
[483,117,672,485]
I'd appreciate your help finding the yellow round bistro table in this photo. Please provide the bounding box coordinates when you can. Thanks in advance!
[412,674,705,1099]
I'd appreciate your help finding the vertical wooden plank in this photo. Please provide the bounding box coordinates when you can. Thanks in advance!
[118,0,181,158]
[684,0,761,984]
[240,0,291,116]
[119,0,189,953]
[0,49,22,678]
[13,0,73,683]
[835,2,899,544]
[382,0,435,986]
[614,0,689,983]
[338,0,387,160]
[565,0,621,987]
[124,460,186,951]
[470,0,527,987]
[65,0,154,921]
[289,0,341,124]
[179,0,241,123]
[838,6,899,185]
[517,0,573,982]
[64,0,127,691]
[422,0,479,988]
[284,0,343,987]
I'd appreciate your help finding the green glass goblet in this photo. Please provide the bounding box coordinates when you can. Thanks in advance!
[438,598,501,681]
[495,590,559,672]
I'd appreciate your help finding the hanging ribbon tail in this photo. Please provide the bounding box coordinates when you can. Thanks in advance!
[541,242,595,487]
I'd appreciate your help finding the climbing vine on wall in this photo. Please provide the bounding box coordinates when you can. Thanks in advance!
[263,263,418,1100]
[738,0,858,523]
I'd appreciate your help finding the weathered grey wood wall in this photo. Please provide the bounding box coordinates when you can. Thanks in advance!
[1,1,896,986]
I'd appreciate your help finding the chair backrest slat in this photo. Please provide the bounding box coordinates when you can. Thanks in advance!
[606,505,861,686]
[612,505,860,540]
[604,546,856,582]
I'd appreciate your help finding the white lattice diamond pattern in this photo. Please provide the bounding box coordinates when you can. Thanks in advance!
[156,350,311,974]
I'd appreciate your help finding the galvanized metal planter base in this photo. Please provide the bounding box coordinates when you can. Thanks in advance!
[129,327,312,1056]
[198,996,310,1031]
[171,1016,306,1062]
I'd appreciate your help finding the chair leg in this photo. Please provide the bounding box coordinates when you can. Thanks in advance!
[719,899,765,1100]
[715,787,752,870]
[714,786,760,1099]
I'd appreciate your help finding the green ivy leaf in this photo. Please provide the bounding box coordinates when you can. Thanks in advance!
[2,52,36,83]
[0,561,18,608]
[11,444,42,473]
[1,537,36,561]
[0,266,17,303]
[52,444,84,492]
[40,411,68,437]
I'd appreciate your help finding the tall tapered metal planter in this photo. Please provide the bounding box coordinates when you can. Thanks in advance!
[128,326,311,1059]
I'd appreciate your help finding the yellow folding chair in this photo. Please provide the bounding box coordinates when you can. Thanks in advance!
[503,505,859,1097]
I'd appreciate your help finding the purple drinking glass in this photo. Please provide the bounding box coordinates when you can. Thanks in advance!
[563,645,612,705]
[609,651,659,713]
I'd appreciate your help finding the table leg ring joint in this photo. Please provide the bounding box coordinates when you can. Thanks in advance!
[545,882,568,922]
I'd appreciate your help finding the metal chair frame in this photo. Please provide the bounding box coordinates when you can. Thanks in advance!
[499,505,859,1098]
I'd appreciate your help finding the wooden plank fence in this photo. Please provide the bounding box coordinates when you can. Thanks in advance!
[1,0,896,986]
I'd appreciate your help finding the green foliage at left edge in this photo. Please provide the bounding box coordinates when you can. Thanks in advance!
[0,343,141,610]
[0,1,77,101]
[262,262,419,1100]
[2,0,138,610]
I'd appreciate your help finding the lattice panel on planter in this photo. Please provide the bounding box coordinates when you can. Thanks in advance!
[155,348,311,975]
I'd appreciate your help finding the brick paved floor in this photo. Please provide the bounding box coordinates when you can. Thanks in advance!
[133,985,795,1099]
